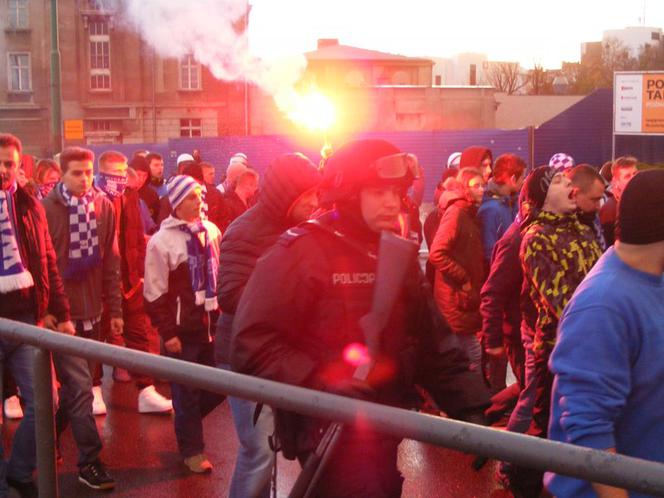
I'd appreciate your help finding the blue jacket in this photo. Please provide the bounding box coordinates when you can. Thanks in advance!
[546,248,664,498]
[477,187,517,264]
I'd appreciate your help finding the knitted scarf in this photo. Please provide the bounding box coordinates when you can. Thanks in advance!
[0,182,34,292]
[200,184,209,221]
[60,183,101,279]
[179,221,218,311]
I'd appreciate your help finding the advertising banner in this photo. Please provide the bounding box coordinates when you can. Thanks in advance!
[614,71,664,135]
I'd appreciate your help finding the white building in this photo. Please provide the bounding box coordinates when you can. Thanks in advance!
[431,53,489,86]
[603,26,663,58]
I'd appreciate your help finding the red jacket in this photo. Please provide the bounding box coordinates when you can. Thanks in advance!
[429,193,485,335]
[13,186,70,322]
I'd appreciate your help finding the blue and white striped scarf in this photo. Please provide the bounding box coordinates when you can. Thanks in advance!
[59,183,101,280]
[0,182,34,293]
[180,221,218,311]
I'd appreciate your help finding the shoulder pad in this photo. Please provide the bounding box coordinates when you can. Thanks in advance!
[278,225,312,247]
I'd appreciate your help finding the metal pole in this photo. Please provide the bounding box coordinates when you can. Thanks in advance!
[49,0,63,154]
[2,318,664,495]
[528,125,535,170]
[33,348,58,498]
[152,47,157,143]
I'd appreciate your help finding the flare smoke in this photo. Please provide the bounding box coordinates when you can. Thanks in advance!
[121,0,307,114]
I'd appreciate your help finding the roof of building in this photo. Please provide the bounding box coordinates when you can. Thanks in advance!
[305,44,433,64]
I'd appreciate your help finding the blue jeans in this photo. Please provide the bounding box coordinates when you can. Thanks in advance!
[219,364,274,498]
[166,341,224,458]
[0,334,37,495]
[54,321,103,468]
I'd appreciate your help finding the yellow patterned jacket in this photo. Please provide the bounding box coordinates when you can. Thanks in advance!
[520,211,602,354]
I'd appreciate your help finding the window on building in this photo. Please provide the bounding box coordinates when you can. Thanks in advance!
[180,55,201,91]
[180,118,202,137]
[652,32,661,41]
[7,53,31,92]
[89,120,113,131]
[86,0,115,10]
[8,0,28,29]
[469,64,477,85]
[435,75,442,86]
[89,19,111,90]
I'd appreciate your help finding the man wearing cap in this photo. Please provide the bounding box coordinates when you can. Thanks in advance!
[505,166,602,496]
[546,169,664,498]
[144,175,225,474]
[548,152,575,172]
[231,139,489,497]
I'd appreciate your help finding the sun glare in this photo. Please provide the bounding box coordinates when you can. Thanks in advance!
[286,90,336,132]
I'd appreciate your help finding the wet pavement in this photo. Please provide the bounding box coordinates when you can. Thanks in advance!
[4,367,513,497]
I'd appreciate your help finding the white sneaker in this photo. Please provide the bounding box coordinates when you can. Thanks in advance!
[92,386,107,416]
[4,395,23,419]
[138,385,173,414]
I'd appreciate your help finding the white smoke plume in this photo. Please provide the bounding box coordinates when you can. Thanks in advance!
[120,0,307,114]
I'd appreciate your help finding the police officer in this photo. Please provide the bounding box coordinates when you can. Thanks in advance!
[231,139,489,497]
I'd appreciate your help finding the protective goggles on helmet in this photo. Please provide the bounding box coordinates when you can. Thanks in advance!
[369,153,421,181]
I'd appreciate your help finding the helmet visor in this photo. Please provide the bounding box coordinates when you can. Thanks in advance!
[370,153,421,180]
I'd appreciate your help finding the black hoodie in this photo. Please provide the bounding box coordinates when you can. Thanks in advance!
[215,153,320,363]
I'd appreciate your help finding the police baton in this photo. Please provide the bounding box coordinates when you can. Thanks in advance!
[288,230,419,498]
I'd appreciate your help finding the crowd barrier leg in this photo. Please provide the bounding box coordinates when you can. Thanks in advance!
[34,348,58,498]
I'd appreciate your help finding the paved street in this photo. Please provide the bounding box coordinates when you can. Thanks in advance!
[4,368,513,497]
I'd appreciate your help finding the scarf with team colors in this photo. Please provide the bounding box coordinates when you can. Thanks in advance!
[179,221,218,311]
[59,183,101,279]
[0,182,34,293]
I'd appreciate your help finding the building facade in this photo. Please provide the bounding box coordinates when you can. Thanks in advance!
[0,0,247,156]
[250,40,496,136]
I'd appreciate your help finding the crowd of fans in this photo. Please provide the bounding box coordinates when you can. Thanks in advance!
[0,129,661,498]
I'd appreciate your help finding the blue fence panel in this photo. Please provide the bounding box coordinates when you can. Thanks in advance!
[535,89,664,167]
[169,129,529,202]
[534,90,613,168]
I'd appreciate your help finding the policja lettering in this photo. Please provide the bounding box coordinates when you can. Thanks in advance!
[332,272,376,286]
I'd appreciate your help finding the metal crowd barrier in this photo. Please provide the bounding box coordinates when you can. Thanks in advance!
[1,318,664,498]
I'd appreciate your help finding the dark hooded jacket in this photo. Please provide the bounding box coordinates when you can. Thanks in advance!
[459,146,492,170]
[428,188,485,335]
[215,154,321,364]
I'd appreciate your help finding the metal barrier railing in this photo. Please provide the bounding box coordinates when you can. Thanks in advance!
[1,317,664,498]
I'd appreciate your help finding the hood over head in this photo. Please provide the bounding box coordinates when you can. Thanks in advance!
[459,146,492,170]
[258,153,321,221]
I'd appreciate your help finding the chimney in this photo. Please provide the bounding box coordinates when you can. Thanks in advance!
[317,38,339,50]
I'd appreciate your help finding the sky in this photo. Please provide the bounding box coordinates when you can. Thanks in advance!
[247,0,664,69]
